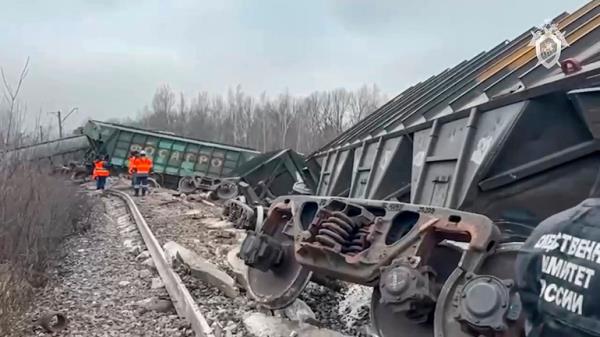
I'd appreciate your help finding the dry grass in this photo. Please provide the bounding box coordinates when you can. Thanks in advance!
[0,161,92,336]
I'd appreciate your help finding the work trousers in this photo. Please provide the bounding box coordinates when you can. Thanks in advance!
[96,176,107,190]
[131,173,137,187]
[134,174,149,196]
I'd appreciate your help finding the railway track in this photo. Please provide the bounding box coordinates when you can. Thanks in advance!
[106,190,215,337]
[115,188,364,337]
[16,182,366,336]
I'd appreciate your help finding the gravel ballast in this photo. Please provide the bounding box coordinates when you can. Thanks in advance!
[135,189,373,337]
[17,184,373,337]
[17,193,191,337]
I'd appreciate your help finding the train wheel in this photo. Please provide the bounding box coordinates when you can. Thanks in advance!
[244,206,311,309]
[370,286,434,337]
[216,181,239,200]
[178,176,196,194]
[148,177,161,189]
[434,242,525,337]
[369,243,463,337]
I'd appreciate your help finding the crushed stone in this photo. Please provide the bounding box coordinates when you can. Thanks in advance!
[15,196,191,337]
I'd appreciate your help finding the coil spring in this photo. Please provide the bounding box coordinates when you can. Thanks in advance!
[346,227,370,254]
[315,211,371,255]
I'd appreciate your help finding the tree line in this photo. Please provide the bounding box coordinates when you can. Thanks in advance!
[116,84,386,154]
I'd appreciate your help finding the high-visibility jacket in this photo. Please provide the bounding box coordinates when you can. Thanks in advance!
[92,160,109,178]
[127,156,137,174]
[134,157,152,175]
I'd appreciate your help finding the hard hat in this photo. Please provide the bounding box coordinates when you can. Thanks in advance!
[140,150,146,156]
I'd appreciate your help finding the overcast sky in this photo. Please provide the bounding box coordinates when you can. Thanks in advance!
[0,0,589,132]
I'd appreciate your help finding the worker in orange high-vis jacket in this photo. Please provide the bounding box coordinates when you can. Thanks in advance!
[127,150,139,188]
[92,156,110,190]
[133,150,153,197]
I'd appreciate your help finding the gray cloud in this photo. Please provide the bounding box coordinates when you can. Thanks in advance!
[0,0,590,130]
[327,0,407,34]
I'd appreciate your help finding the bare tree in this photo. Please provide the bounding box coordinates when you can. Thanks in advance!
[1,57,30,148]
[240,95,254,146]
[146,84,176,130]
[171,91,187,135]
[272,91,297,148]
[349,84,383,125]
[125,83,386,153]
[257,92,269,151]
[33,108,45,143]
[187,91,212,139]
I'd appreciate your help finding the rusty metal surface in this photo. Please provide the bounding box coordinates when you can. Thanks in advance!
[372,224,520,337]
[247,196,500,286]
[368,220,504,337]
[244,201,312,309]
[239,195,524,336]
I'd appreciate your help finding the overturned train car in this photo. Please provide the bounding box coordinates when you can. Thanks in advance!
[239,3,600,337]
[222,149,320,230]
[182,148,318,200]
[83,120,321,205]
[313,81,600,241]
[83,120,261,188]
[242,65,600,337]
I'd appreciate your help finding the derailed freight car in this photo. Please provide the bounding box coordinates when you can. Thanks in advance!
[221,149,321,230]
[238,3,600,337]
[0,135,92,166]
[83,120,261,187]
[312,80,600,240]
[242,65,600,337]
[179,148,319,198]
[310,1,600,231]
[227,149,319,200]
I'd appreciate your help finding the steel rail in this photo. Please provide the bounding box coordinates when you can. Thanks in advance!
[107,189,215,337]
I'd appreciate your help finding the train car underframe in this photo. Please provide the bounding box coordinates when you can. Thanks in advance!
[239,196,523,337]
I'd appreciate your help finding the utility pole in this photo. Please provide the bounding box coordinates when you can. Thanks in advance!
[49,107,78,139]
[50,110,63,138]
